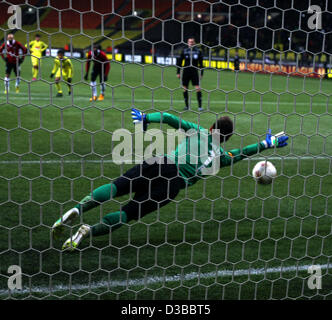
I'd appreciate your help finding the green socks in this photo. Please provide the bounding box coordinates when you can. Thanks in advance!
[75,183,117,214]
[75,183,126,237]
[91,211,127,236]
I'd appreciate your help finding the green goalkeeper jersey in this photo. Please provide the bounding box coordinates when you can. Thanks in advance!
[146,112,267,186]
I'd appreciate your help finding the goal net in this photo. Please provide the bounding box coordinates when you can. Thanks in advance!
[0,0,331,300]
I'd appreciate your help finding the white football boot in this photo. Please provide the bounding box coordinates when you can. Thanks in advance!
[62,224,91,251]
[52,207,80,239]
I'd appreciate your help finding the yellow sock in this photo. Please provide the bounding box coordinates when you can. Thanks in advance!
[32,67,38,78]
[55,83,62,93]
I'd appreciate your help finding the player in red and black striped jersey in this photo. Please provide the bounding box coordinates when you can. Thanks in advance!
[84,45,110,102]
[0,33,27,94]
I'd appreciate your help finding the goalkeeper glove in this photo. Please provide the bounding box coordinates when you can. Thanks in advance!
[131,108,148,131]
[262,129,289,148]
[67,77,72,83]
[50,73,54,79]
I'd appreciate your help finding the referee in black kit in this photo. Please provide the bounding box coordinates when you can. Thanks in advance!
[177,37,204,111]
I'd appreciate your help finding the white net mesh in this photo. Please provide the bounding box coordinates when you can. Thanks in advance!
[0,0,331,300]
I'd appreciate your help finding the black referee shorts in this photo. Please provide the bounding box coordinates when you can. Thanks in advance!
[182,70,199,87]
[5,63,20,77]
[91,67,107,82]
[113,156,186,221]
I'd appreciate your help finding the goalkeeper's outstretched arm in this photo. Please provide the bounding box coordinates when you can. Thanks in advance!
[130,108,289,166]
[131,109,201,132]
[220,131,289,167]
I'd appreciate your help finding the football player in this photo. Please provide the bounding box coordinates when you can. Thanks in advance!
[52,109,288,250]
[0,33,27,93]
[27,34,48,81]
[50,49,73,97]
[84,45,110,101]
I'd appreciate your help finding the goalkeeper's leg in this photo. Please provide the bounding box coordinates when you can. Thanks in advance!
[52,183,118,238]
[52,161,145,238]
[62,173,184,250]
[59,176,131,249]
[60,158,185,249]
[62,210,127,250]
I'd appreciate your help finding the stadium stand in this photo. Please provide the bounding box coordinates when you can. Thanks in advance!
[40,0,116,29]
[1,0,331,63]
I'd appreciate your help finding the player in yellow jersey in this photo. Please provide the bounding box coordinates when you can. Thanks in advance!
[27,34,48,81]
[50,49,73,97]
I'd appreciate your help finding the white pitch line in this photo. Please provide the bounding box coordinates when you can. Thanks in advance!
[1,95,332,106]
[0,263,329,296]
[0,156,330,165]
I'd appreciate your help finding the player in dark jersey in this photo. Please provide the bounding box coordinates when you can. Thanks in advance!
[84,45,110,101]
[177,37,204,111]
[0,33,27,94]
[51,108,289,250]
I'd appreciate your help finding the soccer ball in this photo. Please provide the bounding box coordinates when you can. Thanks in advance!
[252,161,277,184]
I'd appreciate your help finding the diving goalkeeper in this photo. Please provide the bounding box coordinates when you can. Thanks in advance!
[52,110,288,250]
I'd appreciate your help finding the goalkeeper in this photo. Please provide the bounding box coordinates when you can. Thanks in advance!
[50,49,73,97]
[52,110,288,250]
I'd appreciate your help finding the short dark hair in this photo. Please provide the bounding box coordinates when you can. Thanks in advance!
[57,49,65,55]
[35,34,41,38]
[210,116,233,143]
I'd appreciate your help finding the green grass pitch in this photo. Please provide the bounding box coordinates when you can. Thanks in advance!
[0,56,332,299]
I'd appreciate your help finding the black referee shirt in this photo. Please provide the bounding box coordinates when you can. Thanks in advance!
[177,46,204,76]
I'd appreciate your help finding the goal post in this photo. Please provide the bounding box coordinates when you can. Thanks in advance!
[0,0,331,300]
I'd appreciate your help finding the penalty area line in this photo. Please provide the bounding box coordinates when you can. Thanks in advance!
[0,155,330,164]
[0,263,329,296]
[1,95,332,106]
